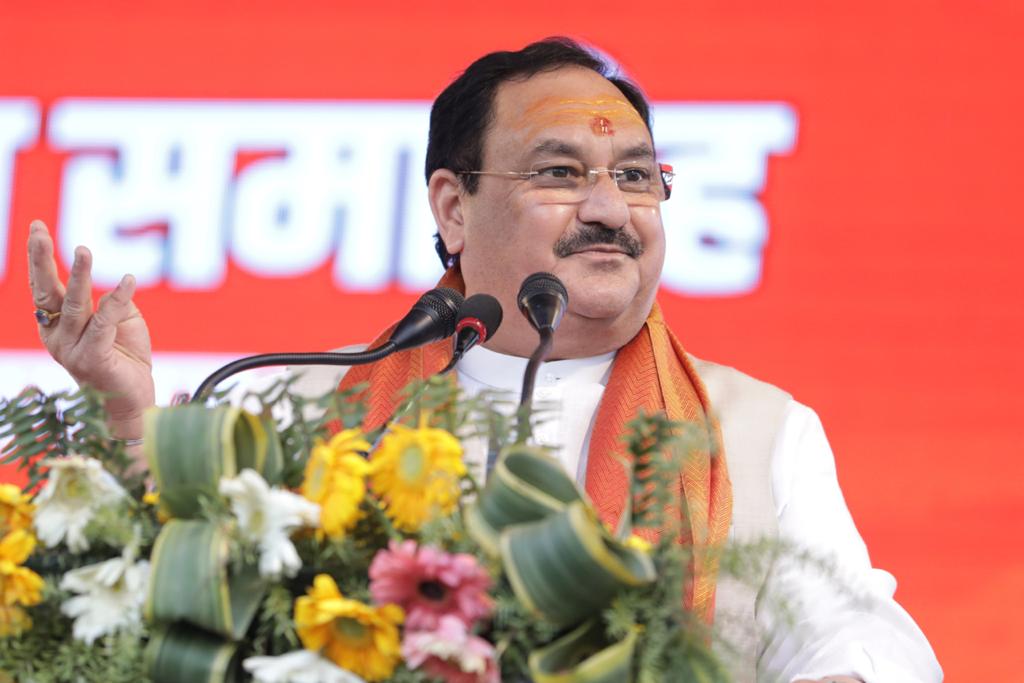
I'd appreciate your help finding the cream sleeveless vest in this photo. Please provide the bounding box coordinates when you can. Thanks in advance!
[691,358,791,683]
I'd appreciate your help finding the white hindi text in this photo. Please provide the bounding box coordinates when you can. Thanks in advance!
[1,99,796,295]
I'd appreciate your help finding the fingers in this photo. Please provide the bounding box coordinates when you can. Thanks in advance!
[27,219,66,313]
[79,274,138,354]
[60,245,95,344]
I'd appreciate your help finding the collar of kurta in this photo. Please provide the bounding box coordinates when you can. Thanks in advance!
[333,267,732,622]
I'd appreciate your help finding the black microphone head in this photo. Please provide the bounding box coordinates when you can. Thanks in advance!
[389,286,464,351]
[456,294,503,343]
[416,286,464,335]
[517,272,568,332]
[518,272,568,305]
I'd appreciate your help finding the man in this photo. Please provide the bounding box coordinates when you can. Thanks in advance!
[27,38,940,682]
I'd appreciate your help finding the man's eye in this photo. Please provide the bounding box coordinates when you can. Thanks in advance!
[535,165,580,179]
[618,167,651,183]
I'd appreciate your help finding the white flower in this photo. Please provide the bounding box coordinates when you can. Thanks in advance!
[219,469,320,579]
[34,454,127,553]
[243,650,367,683]
[60,551,149,644]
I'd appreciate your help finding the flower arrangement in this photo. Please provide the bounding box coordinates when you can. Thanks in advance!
[0,378,743,683]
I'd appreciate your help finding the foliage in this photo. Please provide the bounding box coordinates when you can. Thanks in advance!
[0,579,147,683]
[0,386,146,495]
[0,376,825,683]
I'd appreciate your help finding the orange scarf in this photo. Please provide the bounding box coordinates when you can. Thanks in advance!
[335,269,731,622]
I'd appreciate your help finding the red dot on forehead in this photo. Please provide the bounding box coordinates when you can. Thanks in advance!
[591,116,614,136]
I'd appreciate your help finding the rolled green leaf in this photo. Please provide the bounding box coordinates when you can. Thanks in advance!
[501,501,656,627]
[468,445,653,627]
[145,519,265,641]
[144,623,243,683]
[529,619,638,683]
[255,416,284,486]
[143,404,278,517]
[466,445,585,555]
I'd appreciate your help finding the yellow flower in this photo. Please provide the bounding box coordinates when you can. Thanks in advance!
[0,485,33,536]
[294,574,404,682]
[142,491,170,523]
[302,430,372,539]
[369,425,466,532]
[625,534,653,553]
[0,530,44,611]
[0,605,32,637]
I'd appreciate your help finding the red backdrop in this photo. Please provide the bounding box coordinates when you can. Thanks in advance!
[2,2,1022,678]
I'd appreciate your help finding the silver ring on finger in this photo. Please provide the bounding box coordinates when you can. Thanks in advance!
[34,308,62,327]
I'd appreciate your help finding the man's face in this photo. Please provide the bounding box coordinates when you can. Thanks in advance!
[453,66,666,349]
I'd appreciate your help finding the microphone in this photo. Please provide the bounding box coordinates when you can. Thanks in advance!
[517,272,568,332]
[440,294,503,374]
[515,273,569,442]
[191,287,464,403]
[388,287,464,352]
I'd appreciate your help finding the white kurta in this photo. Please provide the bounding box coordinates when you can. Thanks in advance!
[453,345,942,683]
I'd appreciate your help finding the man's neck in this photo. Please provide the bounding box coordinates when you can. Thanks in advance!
[458,344,616,391]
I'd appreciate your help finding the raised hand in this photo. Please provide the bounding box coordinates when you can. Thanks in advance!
[27,219,156,440]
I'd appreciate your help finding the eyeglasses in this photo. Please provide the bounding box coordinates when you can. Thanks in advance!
[459,160,675,203]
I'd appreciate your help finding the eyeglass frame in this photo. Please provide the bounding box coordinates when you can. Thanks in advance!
[457,162,675,201]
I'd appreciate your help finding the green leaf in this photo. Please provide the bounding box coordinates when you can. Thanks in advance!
[467,446,654,629]
[144,405,280,518]
[529,619,638,683]
[465,445,584,556]
[255,416,284,486]
[144,623,243,683]
[145,519,265,641]
[502,501,655,627]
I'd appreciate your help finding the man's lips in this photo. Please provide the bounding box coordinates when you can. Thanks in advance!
[570,245,629,256]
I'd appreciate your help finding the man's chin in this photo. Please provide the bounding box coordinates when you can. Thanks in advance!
[565,294,639,324]
[561,262,637,297]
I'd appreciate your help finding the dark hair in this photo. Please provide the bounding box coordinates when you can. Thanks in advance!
[425,37,653,268]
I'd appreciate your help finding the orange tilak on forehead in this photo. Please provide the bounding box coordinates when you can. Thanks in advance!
[592,116,613,135]
[512,96,645,140]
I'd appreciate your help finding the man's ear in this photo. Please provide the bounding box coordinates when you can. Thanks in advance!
[428,169,466,258]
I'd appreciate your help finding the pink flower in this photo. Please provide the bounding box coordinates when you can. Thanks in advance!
[403,615,500,683]
[368,540,492,630]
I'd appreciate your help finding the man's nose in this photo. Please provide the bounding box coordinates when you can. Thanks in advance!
[576,171,630,230]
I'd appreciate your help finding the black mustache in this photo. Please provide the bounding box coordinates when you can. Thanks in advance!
[553,224,644,259]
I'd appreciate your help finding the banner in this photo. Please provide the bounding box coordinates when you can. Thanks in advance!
[1,2,1021,678]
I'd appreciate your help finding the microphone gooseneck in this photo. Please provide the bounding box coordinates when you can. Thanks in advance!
[441,294,504,374]
[191,287,465,403]
[191,345,398,403]
[516,272,569,442]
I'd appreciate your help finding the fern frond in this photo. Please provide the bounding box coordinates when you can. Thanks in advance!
[624,411,692,533]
